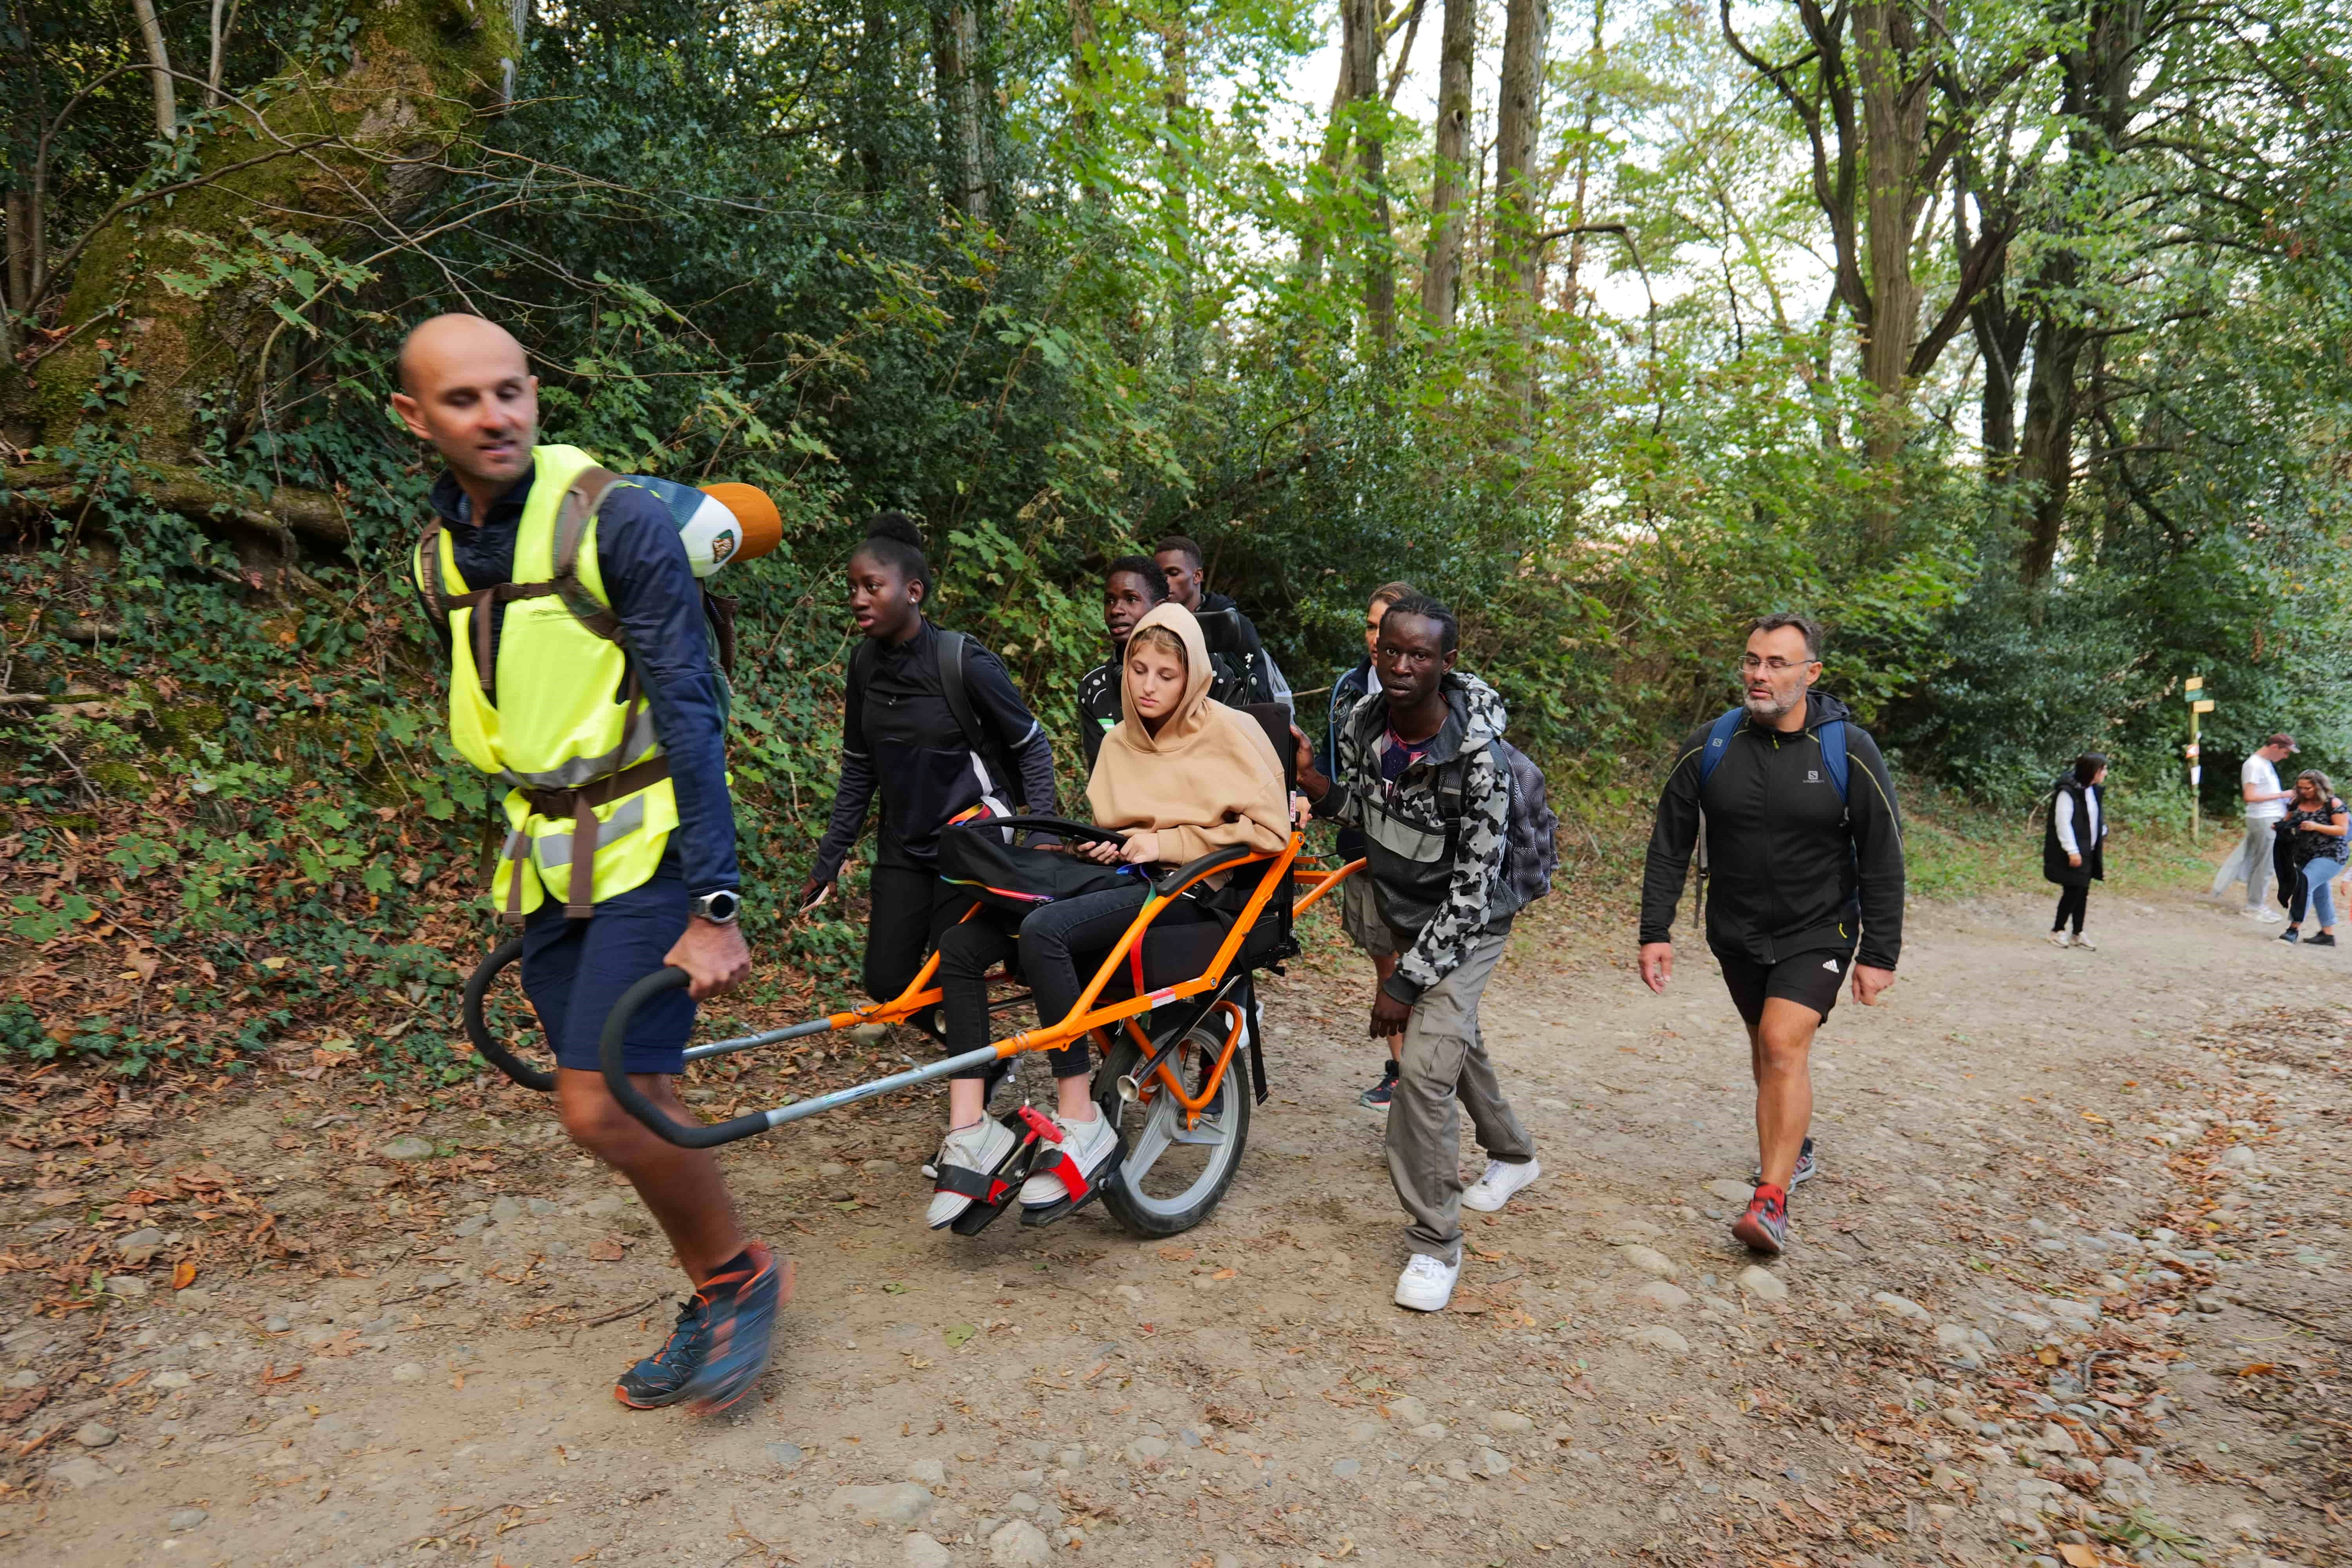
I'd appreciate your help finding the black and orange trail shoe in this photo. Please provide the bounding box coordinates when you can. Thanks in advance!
[1732,1184,1789,1256]
[613,1295,715,1409]
[684,1241,791,1416]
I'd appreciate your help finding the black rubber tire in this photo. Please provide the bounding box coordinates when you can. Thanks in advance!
[1093,1006,1253,1238]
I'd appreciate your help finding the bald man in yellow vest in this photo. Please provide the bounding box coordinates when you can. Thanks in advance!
[394,314,782,1414]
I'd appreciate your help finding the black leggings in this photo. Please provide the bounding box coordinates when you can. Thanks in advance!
[936,882,1207,1080]
[2052,884,2088,936]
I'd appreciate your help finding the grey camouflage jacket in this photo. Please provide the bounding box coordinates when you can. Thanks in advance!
[1313,671,1512,1004]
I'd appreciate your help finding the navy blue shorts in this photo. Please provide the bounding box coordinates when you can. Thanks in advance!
[521,847,696,1076]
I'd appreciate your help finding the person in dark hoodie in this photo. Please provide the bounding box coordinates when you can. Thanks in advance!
[1153,534,1292,711]
[2043,752,2108,950]
[1294,593,1542,1314]
[1636,613,1905,1258]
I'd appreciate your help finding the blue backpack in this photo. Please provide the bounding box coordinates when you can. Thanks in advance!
[1697,707,1848,801]
[1692,708,1849,919]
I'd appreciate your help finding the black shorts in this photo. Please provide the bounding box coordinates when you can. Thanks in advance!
[521,847,695,1076]
[1713,945,1856,1028]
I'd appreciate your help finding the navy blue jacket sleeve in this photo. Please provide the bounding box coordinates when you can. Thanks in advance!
[967,644,1058,816]
[594,488,740,898]
[809,680,876,887]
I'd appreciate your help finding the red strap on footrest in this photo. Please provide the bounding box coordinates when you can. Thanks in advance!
[1033,1149,1091,1202]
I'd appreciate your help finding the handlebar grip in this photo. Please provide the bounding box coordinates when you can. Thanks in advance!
[598,967,776,1149]
[462,937,553,1092]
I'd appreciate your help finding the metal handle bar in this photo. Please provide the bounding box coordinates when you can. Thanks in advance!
[463,938,554,1092]
[945,814,1126,846]
[599,965,1006,1148]
[1154,843,1256,897]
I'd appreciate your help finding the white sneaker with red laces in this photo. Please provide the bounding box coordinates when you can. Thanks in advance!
[1018,1109,1118,1207]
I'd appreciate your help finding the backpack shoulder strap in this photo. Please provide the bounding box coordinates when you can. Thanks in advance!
[1697,708,1744,791]
[1817,717,1850,804]
[413,519,454,625]
[935,630,989,760]
[549,465,624,641]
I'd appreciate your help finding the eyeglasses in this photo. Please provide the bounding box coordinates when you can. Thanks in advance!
[1739,655,1818,674]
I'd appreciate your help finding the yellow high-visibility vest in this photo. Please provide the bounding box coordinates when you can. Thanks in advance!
[412,445,677,919]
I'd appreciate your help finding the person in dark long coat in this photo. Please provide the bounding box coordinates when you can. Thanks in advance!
[2044,753,2108,949]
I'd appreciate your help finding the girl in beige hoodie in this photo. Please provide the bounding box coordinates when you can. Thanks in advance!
[922,603,1290,1226]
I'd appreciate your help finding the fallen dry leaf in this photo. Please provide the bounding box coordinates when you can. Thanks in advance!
[171,1260,197,1290]
[588,1235,626,1262]
[2057,1546,2101,1568]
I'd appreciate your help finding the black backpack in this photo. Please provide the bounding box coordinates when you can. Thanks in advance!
[1431,737,1559,919]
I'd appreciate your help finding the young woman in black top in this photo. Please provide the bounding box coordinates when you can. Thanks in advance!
[2043,752,2107,949]
[799,514,1058,1007]
[2279,769,2348,947]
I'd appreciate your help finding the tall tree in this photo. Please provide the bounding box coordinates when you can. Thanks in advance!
[933,0,990,221]
[1722,0,2042,497]
[1494,0,1550,416]
[1419,0,1476,329]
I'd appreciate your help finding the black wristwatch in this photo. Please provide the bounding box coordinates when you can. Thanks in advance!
[690,889,742,925]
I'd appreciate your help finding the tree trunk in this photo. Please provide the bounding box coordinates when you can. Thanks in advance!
[26,0,519,470]
[932,0,989,221]
[1494,0,1549,419]
[1342,0,1396,348]
[1850,2,1928,470]
[1162,13,1199,378]
[1068,0,1105,211]
[1418,0,1475,329]
[129,0,178,140]
[2016,305,2085,584]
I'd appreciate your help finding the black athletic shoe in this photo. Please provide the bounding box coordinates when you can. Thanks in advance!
[1360,1059,1399,1111]
[683,1242,788,1416]
[2280,927,2302,944]
[2307,932,2337,947]
[614,1296,716,1409]
[1751,1136,1817,1189]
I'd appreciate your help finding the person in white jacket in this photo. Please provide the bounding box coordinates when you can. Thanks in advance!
[2215,734,2297,919]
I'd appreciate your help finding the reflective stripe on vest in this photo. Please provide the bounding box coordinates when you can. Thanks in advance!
[415,445,677,920]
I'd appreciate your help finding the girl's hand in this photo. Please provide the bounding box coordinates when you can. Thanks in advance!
[1080,838,1124,864]
[2299,819,2323,832]
[2068,852,2082,867]
[1120,830,1161,865]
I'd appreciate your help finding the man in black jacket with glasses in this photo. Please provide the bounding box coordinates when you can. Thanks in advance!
[1636,613,1905,1258]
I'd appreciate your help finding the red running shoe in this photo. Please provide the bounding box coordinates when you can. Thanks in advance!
[1732,1184,1789,1255]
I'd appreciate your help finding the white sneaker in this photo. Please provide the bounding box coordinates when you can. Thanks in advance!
[2047,931,2072,948]
[1394,1252,1460,1312]
[2069,933,2098,951]
[1018,1109,1117,1207]
[1461,1157,1541,1212]
[2245,907,2284,923]
[924,1117,1018,1229]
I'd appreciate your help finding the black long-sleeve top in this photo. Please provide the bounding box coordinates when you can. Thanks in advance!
[810,620,1056,881]
[1638,691,1905,969]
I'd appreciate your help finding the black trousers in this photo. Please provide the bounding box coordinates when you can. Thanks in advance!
[2052,884,2088,935]
[864,864,973,1010]
[936,882,1209,1080]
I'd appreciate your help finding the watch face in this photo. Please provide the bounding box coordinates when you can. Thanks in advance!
[702,891,740,922]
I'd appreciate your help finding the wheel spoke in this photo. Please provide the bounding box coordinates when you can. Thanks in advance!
[1125,1093,1178,1181]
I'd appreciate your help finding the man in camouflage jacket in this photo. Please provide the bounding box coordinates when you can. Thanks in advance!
[1295,594,1539,1312]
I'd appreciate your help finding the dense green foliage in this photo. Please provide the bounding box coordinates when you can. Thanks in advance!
[3,0,2350,1073]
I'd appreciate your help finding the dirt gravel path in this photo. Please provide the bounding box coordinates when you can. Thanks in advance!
[5,883,2348,1568]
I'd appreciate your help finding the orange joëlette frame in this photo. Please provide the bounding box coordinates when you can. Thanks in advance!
[821,845,1363,1088]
